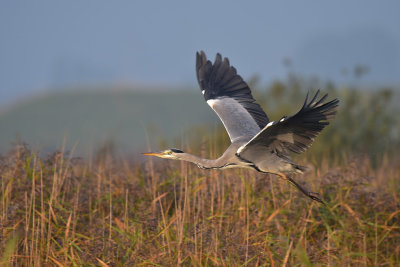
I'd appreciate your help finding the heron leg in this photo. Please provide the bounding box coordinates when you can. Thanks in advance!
[277,172,325,205]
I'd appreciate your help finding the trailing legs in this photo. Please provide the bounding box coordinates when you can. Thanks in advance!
[277,172,325,205]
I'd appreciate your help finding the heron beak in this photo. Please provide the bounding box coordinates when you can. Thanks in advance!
[142,152,164,158]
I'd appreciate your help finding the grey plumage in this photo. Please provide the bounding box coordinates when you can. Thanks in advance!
[143,51,339,204]
[196,51,269,130]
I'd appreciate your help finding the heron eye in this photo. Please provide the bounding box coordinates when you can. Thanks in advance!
[170,148,184,153]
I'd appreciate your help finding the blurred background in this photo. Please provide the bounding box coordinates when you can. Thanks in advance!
[0,1,399,159]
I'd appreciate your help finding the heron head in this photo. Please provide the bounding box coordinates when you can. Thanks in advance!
[142,148,184,159]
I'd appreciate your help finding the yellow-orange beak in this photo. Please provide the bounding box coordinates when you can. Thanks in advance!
[142,152,158,156]
[142,152,164,158]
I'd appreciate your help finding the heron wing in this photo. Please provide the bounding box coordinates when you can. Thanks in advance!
[237,90,339,155]
[196,51,269,142]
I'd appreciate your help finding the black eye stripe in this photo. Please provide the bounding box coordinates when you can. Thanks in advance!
[171,148,184,153]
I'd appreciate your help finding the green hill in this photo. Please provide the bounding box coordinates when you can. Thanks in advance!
[0,89,218,157]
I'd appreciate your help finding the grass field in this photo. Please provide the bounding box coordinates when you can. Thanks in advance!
[1,143,399,266]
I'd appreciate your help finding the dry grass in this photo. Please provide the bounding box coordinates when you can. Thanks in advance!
[1,144,399,266]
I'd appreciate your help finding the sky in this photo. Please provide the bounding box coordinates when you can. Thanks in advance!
[1,1,399,106]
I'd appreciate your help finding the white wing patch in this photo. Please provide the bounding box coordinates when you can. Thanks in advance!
[202,90,205,95]
[206,97,261,142]
[206,99,218,108]
[236,119,278,154]
[236,144,247,154]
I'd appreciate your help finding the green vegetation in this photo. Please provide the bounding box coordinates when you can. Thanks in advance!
[1,78,400,265]
[256,75,400,162]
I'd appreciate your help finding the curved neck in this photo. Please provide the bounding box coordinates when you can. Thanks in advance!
[178,153,224,169]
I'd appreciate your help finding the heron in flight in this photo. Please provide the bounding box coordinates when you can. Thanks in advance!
[144,51,339,204]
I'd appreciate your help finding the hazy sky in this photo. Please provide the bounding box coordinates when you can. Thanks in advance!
[1,1,399,106]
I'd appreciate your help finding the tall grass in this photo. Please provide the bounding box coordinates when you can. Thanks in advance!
[0,143,399,266]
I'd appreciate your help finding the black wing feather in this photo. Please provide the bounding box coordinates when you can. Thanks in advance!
[196,51,270,129]
[239,90,339,155]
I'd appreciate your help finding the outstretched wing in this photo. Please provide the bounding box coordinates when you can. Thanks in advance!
[196,51,269,143]
[237,90,339,156]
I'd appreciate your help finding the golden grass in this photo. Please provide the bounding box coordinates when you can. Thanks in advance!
[1,144,399,266]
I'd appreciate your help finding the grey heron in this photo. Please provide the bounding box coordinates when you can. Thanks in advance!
[144,51,339,204]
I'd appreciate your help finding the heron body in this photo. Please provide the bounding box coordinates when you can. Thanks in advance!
[144,51,339,203]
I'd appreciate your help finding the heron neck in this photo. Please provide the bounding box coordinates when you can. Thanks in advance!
[179,153,223,169]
